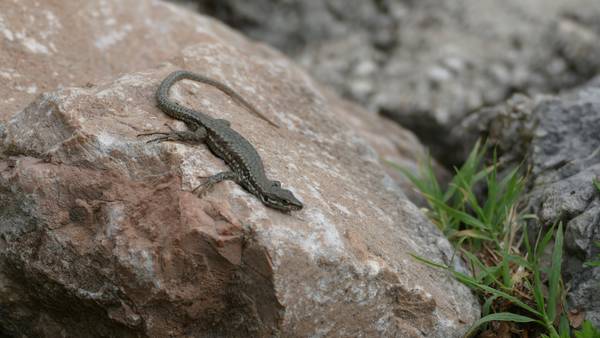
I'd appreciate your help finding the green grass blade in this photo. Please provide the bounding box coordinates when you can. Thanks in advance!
[390,162,439,199]
[574,320,600,338]
[424,194,489,230]
[547,222,564,322]
[482,295,499,316]
[558,315,570,338]
[452,270,542,317]
[461,249,501,284]
[584,260,600,268]
[454,174,486,223]
[445,139,485,202]
[483,154,499,225]
[450,229,494,242]
[500,244,513,288]
[531,266,546,317]
[463,312,537,338]
[506,254,531,270]
[537,222,558,258]
[423,156,443,197]
[408,253,448,269]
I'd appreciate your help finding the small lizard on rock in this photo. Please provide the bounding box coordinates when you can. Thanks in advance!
[141,70,303,212]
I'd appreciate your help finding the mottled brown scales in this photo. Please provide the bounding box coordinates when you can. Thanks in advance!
[143,70,303,212]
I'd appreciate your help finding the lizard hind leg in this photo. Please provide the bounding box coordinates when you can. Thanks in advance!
[192,171,240,197]
[137,125,207,145]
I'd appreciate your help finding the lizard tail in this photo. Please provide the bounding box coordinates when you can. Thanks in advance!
[160,70,280,128]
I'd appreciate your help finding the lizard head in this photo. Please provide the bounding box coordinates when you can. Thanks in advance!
[261,181,303,212]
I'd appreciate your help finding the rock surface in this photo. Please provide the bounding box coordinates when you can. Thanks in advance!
[457,78,600,326]
[174,0,600,165]
[0,0,250,121]
[0,55,477,338]
[0,0,479,337]
[527,84,600,326]
[0,0,438,204]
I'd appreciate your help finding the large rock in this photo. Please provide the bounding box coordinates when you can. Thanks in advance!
[455,78,600,326]
[528,83,600,326]
[0,54,478,338]
[0,0,438,204]
[0,1,478,337]
[173,0,600,165]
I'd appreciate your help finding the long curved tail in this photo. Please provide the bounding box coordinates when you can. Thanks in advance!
[157,70,279,128]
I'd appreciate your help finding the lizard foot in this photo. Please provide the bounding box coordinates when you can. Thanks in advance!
[137,125,207,144]
[192,171,239,197]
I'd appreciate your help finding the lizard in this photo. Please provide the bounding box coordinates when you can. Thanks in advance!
[140,70,303,212]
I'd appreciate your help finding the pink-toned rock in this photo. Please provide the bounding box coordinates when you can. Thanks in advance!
[0,0,249,121]
[0,0,432,200]
[0,1,478,337]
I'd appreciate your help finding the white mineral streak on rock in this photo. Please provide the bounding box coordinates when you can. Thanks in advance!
[265,210,344,263]
[41,10,61,38]
[96,131,118,148]
[95,24,133,49]
[15,85,37,94]
[304,209,345,255]
[332,202,351,215]
[105,202,125,239]
[124,248,160,289]
[0,69,19,79]
[15,31,50,54]
[0,16,15,41]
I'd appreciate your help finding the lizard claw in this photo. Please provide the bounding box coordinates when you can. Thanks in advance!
[138,125,193,144]
[137,132,171,144]
[191,181,212,197]
[137,131,167,137]
[137,125,177,143]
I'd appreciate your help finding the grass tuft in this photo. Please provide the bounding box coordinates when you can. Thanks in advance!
[392,140,600,337]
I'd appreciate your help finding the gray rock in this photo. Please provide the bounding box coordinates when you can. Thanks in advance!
[527,86,600,323]
[456,77,600,326]
[565,202,600,258]
[448,93,542,166]
[567,266,600,326]
[170,0,600,165]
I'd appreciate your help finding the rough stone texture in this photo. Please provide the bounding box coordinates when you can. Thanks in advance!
[0,1,479,337]
[0,0,252,122]
[0,0,439,205]
[447,93,540,166]
[172,0,600,165]
[0,56,478,338]
[528,84,600,326]
[453,78,600,326]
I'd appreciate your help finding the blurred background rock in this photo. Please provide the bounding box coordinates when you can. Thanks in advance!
[169,0,600,165]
